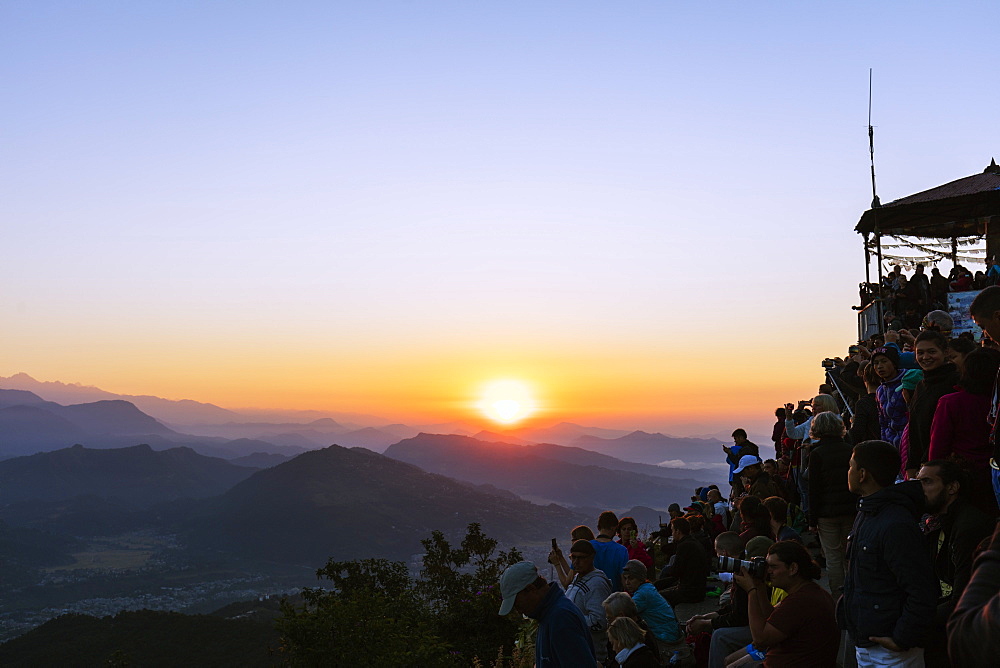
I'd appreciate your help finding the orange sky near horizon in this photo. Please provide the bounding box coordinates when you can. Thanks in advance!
[4,320,847,435]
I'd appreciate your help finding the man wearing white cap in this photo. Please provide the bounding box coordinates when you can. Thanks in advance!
[734,454,784,500]
[498,561,597,667]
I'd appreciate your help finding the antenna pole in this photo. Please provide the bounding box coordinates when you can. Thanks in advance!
[869,69,885,333]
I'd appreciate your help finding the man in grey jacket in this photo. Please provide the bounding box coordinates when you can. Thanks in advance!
[563,539,612,663]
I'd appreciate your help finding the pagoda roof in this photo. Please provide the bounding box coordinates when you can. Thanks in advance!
[855,159,1000,238]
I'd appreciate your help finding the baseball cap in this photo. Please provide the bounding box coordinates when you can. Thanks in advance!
[498,561,538,615]
[733,455,762,475]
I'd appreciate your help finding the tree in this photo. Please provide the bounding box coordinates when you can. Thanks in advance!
[419,523,524,664]
[276,559,450,667]
[276,524,526,666]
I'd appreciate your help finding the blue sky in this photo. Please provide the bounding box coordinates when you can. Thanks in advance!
[3,2,998,433]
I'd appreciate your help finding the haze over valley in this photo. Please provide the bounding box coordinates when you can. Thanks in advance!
[0,374,750,641]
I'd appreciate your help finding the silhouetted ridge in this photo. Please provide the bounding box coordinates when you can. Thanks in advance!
[383,433,709,509]
[0,444,258,506]
[59,399,175,435]
[185,444,582,565]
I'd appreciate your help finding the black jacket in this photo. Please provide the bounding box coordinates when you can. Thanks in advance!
[667,535,709,593]
[849,393,880,444]
[926,498,995,622]
[906,362,959,470]
[947,521,1000,665]
[840,481,938,650]
[807,436,858,525]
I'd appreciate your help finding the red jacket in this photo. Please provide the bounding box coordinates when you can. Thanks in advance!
[929,390,992,466]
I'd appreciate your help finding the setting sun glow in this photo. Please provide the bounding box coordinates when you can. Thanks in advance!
[478,379,537,424]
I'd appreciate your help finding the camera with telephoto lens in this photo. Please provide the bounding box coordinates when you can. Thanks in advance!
[821,358,836,369]
[713,555,767,579]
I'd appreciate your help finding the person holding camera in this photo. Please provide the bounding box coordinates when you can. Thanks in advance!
[725,429,760,497]
[732,540,839,667]
[784,394,839,514]
[685,532,761,668]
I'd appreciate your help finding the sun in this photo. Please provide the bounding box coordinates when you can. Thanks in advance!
[478,379,537,425]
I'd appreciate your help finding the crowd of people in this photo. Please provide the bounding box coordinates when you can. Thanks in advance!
[496,285,1000,668]
[858,261,1000,323]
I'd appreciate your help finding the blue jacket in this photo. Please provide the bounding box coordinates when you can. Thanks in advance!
[632,582,681,642]
[529,582,596,668]
[876,371,908,449]
[840,481,938,650]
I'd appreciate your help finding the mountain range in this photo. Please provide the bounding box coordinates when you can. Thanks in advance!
[182,444,585,566]
[383,433,712,509]
[571,430,731,469]
[0,443,258,506]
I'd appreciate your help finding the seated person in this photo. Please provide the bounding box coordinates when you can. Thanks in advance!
[762,496,802,544]
[685,513,716,554]
[733,540,840,667]
[621,559,683,658]
[686,532,757,668]
[736,496,775,544]
[607,616,659,668]
[617,516,653,571]
[602,592,661,664]
[654,517,709,605]
[707,488,732,532]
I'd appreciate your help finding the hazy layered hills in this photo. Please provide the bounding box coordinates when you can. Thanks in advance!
[572,430,730,469]
[0,441,585,568]
[184,444,584,565]
[507,421,631,443]
[0,390,181,458]
[0,373,241,425]
[0,390,311,460]
[0,444,258,506]
[383,434,711,510]
[0,374,393,432]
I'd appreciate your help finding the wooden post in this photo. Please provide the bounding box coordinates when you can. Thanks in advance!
[986,216,1000,267]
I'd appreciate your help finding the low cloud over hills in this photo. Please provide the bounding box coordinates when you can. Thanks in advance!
[572,430,731,470]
